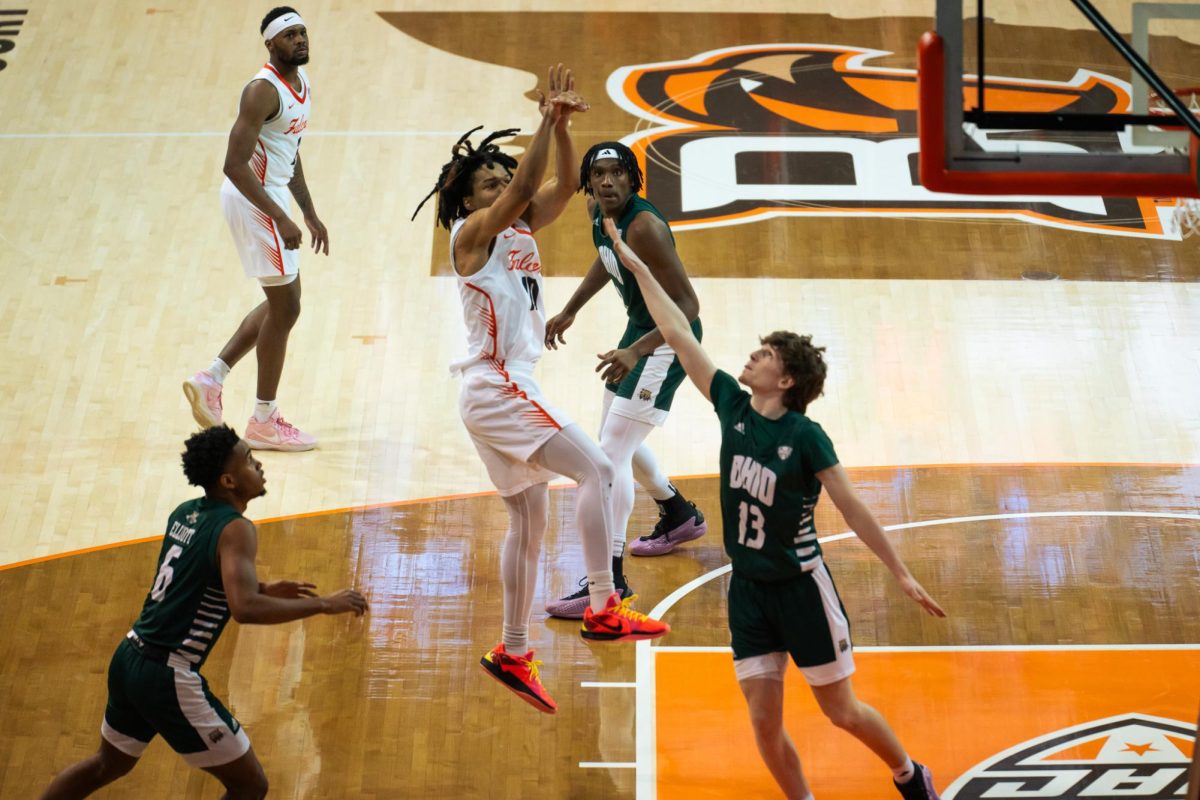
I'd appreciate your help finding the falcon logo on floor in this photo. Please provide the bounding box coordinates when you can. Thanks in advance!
[609,44,1171,238]
[0,10,27,72]
[943,713,1195,799]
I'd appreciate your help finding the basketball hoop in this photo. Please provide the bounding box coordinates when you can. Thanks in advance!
[1148,87,1200,238]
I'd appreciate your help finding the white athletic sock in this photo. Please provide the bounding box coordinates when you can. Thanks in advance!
[587,569,616,613]
[254,399,277,423]
[502,624,529,656]
[208,358,231,384]
[892,756,915,783]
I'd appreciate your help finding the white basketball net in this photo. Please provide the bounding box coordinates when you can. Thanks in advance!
[1149,90,1200,238]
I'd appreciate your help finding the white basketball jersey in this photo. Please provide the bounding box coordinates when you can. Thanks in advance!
[247,63,311,187]
[450,219,546,369]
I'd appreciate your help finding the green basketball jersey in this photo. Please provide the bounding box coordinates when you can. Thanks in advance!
[710,370,839,582]
[131,497,244,669]
[591,195,674,332]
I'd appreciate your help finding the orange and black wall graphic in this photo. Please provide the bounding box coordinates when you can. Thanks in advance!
[393,12,1200,279]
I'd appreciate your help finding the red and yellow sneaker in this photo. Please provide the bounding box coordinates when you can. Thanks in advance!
[479,644,557,714]
[581,592,670,643]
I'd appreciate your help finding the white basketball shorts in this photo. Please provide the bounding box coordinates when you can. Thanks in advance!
[458,359,571,497]
[220,179,299,285]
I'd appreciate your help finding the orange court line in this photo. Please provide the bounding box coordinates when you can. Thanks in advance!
[3,461,1196,572]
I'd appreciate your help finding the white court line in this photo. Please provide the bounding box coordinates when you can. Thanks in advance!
[632,510,1200,800]
[580,762,637,769]
[581,681,638,688]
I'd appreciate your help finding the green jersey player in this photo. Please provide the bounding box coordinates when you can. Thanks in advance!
[544,141,707,620]
[40,425,367,800]
[599,216,947,800]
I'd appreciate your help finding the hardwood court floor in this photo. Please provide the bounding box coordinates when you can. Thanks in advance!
[0,1,1198,798]
[1,1,1198,566]
[2,466,1196,797]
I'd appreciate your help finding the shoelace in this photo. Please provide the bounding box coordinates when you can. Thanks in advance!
[523,657,545,683]
[502,651,545,683]
[275,416,299,435]
[610,594,652,622]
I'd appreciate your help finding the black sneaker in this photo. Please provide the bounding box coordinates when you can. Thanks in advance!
[894,762,940,800]
[544,577,633,620]
[630,501,707,556]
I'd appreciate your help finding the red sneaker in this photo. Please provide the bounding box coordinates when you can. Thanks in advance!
[479,644,557,714]
[581,592,670,643]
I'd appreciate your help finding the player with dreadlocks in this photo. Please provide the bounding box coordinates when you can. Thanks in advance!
[412,65,670,715]
[40,425,366,799]
[543,140,708,620]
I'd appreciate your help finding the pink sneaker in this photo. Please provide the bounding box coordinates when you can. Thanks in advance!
[182,371,223,428]
[244,410,317,452]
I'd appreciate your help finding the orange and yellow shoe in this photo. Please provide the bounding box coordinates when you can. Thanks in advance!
[581,592,670,643]
[479,644,557,714]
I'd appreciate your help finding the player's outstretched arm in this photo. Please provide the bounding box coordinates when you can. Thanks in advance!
[525,67,586,232]
[602,216,716,402]
[458,64,586,256]
[816,464,946,618]
[219,519,368,624]
[223,80,304,250]
[596,212,702,383]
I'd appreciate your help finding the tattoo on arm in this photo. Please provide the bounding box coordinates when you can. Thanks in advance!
[289,153,314,215]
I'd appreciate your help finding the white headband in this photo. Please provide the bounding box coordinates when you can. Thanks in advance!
[594,148,620,161]
[263,12,305,42]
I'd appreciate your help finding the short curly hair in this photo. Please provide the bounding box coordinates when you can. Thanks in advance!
[181,425,241,490]
[578,141,643,197]
[761,331,827,414]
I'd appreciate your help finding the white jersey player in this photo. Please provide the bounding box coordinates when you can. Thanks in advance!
[412,66,669,715]
[183,7,327,452]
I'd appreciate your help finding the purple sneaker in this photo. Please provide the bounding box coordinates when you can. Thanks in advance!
[629,502,707,556]
[894,762,940,800]
[545,577,633,620]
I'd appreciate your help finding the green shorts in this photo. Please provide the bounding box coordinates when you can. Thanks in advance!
[605,318,703,426]
[728,562,856,686]
[100,636,250,768]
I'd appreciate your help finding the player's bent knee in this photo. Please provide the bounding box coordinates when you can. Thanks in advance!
[748,709,784,739]
[821,702,863,732]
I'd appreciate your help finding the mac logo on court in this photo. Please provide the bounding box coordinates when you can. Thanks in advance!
[943,714,1195,799]
[610,44,1169,237]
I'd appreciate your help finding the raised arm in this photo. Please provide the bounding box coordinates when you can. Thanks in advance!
[622,212,700,352]
[816,463,946,618]
[456,65,587,261]
[601,216,716,402]
[218,518,367,624]
[524,72,583,232]
[223,80,304,250]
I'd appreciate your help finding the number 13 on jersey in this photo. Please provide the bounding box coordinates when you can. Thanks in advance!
[738,501,766,550]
